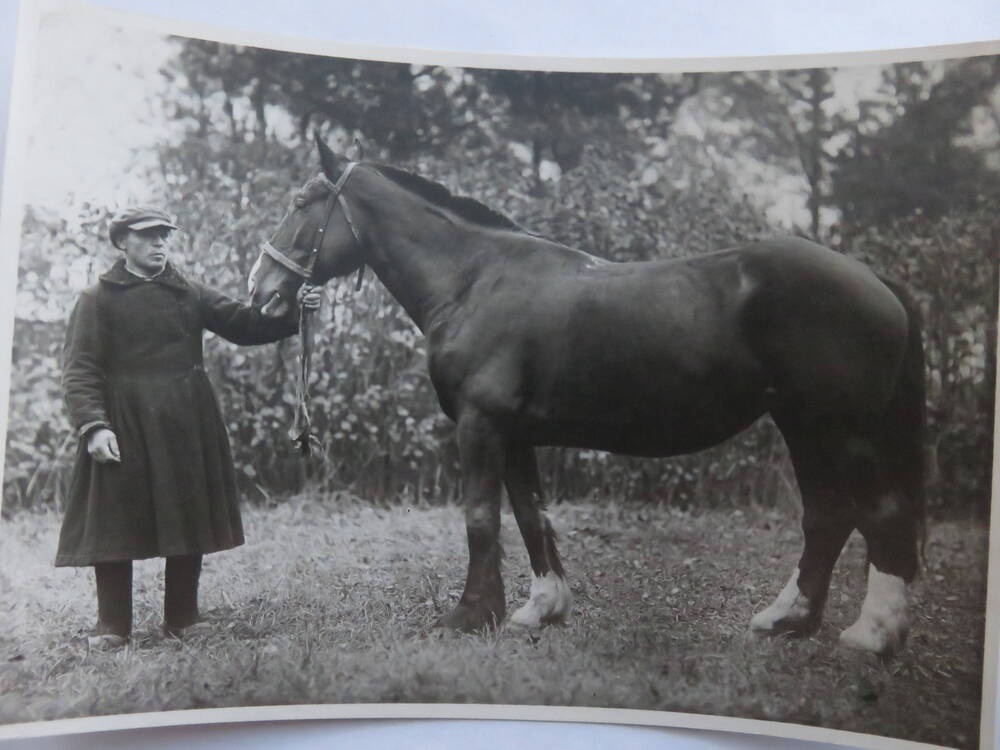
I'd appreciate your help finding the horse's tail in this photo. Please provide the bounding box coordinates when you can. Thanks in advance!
[879,275,928,570]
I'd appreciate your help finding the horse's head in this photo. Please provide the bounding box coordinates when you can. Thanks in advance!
[249,134,365,318]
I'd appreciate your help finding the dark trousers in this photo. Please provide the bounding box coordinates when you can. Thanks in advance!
[94,554,203,636]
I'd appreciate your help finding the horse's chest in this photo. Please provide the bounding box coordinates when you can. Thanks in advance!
[425,315,530,419]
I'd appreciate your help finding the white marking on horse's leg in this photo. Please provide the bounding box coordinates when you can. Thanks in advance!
[840,564,908,654]
[751,567,812,632]
[509,572,572,628]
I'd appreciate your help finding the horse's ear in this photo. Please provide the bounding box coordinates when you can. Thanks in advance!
[314,130,344,179]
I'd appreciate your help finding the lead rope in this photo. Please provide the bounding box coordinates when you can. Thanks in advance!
[290,295,324,456]
[290,272,363,457]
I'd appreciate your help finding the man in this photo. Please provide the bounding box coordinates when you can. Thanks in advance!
[56,206,319,648]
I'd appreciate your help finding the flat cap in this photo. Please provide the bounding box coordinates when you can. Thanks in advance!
[109,207,178,248]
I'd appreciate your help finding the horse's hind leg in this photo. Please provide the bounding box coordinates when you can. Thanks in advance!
[505,445,571,628]
[753,419,917,654]
[436,409,507,633]
[751,425,856,637]
[839,499,914,654]
[840,285,923,654]
[839,434,920,654]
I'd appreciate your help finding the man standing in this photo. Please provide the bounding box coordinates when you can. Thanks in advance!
[56,206,319,648]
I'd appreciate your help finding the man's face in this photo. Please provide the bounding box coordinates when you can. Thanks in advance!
[122,227,172,275]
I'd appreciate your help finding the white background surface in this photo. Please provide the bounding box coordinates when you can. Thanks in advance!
[1,1,999,749]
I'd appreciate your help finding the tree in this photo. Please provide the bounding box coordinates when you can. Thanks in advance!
[170,40,482,161]
[9,37,996,517]
[831,57,1000,227]
[683,68,838,239]
[472,70,701,192]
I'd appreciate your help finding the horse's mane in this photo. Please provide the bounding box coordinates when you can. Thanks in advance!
[371,164,529,235]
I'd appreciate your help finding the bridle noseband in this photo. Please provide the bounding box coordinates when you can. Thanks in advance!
[260,161,363,283]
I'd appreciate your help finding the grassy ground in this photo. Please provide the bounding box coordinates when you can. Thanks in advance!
[0,494,989,749]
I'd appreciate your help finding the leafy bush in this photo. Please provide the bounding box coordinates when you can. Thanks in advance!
[4,52,995,518]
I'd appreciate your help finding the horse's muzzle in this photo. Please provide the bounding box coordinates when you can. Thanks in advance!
[259,291,290,318]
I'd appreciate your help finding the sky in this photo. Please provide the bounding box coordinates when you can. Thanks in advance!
[25,9,173,213]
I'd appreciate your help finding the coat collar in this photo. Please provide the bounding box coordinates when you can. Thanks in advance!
[99,259,191,292]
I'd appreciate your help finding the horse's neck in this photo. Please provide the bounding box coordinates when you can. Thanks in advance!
[360,191,488,332]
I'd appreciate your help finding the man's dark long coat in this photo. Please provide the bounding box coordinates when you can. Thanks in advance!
[55,260,295,566]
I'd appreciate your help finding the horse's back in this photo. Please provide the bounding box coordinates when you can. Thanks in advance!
[431,240,763,452]
[428,234,909,454]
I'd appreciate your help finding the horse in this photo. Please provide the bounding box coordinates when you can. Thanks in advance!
[248,134,926,655]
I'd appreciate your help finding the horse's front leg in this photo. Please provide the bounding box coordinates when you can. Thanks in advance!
[437,409,506,632]
[505,444,572,628]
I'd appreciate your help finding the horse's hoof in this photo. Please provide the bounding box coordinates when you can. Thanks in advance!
[839,565,909,656]
[750,602,814,632]
[435,602,505,633]
[750,571,816,636]
[508,611,568,628]
[750,610,818,637]
[839,618,907,656]
[509,605,546,629]
[509,573,572,629]
[750,601,819,637]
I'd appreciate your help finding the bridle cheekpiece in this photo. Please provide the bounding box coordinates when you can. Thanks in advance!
[260,161,362,283]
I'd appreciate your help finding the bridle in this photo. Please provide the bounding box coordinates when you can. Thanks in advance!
[259,161,363,284]
[255,161,364,457]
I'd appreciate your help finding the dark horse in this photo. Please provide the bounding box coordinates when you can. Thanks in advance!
[249,135,926,655]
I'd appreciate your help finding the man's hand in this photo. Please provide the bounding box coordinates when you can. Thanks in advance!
[298,284,323,311]
[87,428,121,463]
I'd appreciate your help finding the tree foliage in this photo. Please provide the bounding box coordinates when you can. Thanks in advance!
[5,43,997,517]
[832,57,1000,226]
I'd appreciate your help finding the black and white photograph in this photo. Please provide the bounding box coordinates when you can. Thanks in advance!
[0,2,997,749]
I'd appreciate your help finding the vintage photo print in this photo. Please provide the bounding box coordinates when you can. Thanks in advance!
[0,3,997,749]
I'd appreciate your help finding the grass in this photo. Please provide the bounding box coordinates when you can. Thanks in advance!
[0,494,989,749]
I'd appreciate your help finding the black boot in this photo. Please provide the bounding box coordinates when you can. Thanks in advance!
[91,561,132,649]
[163,554,208,637]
